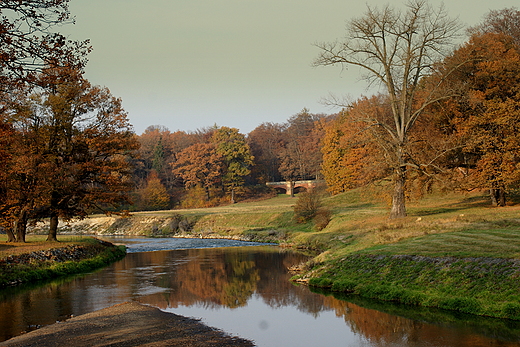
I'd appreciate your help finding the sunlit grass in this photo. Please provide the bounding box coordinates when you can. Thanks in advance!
[0,235,93,259]
[359,229,520,258]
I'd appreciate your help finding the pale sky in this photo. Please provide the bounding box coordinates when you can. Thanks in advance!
[62,0,519,135]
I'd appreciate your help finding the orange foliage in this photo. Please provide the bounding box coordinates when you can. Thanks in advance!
[431,32,520,205]
[172,143,224,201]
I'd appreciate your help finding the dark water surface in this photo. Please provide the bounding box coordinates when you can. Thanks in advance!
[1,237,520,346]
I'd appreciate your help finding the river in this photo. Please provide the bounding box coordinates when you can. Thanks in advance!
[1,237,519,346]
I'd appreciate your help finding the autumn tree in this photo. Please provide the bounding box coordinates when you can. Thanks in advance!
[430,31,520,206]
[2,67,139,242]
[313,0,462,218]
[277,109,325,195]
[0,1,90,89]
[138,171,171,211]
[321,104,387,195]
[247,122,285,183]
[0,1,92,241]
[172,143,224,201]
[212,127,254,203]
[469,7,520,45]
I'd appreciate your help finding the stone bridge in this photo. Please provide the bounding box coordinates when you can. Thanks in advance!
[265,180,324,196]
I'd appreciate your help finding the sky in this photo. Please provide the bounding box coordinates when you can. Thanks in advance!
[62,0,519,135]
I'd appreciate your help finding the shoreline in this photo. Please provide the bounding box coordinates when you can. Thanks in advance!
[0,238,126,288]
[0,301,254,347]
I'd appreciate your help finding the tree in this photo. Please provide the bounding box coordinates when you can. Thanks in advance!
[139,171,171,211]
[469,7,520,46]
[431,32,520,206]
[247,122,285,183]
[212,127,254,203]
[2,67,139,242]
[277,109,325,192]
[321,106,387,194]
[313,0,462,218]
[0,0,90,89]
[172,143,224,201]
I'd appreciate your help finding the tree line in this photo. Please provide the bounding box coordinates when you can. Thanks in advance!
[131,108,326,210]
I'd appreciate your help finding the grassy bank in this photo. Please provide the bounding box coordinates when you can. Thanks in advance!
[0,236,126,288]
[292,190,520,320]
[156,187,520,320]
[17,187,520,320]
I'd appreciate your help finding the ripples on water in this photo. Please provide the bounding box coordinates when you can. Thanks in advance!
[103,236,270,253]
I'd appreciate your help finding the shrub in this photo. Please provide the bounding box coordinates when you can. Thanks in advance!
[293,190,321,223]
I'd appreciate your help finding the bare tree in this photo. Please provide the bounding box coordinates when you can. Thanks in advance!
[313,0,462,218]
[469,7,520,45]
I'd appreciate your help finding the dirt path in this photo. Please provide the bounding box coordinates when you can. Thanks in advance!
[0,302,254,347]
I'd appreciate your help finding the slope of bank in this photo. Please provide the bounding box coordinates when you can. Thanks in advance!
[0,237,126,288]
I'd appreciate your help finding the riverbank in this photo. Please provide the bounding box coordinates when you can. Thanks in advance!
[0,237,126,288]
[21,188,520,320]
[0,301,254,347]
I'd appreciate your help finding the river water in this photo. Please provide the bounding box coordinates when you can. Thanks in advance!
[1,237,520,346]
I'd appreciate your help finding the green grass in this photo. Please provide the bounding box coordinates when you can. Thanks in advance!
[359,229,520,258]
[308,253,520,319]
[0,238,126,288]
[283,187,520,320]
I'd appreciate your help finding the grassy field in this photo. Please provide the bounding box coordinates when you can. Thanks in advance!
[282,188,520,320]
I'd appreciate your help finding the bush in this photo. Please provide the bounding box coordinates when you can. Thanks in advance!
[293,185,332,230]
[293,190,321,223]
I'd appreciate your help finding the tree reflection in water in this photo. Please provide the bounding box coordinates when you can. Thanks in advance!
[0,244,520,346]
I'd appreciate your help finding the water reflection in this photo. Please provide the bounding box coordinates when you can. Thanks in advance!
[0,242,519,346]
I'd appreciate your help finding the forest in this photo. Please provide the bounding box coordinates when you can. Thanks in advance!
[1,1,520,242]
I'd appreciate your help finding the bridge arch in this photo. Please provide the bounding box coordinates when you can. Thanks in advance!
[265,180,324,196]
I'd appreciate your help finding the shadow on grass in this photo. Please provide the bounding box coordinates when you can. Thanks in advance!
[408,207,462,216]
[409,194,494,217]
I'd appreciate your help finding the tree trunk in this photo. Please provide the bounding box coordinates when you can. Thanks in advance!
[490,188,506,207]
[390,167,407,219]
[47,213,59,241]
[14,209,28,243]
[499,188,506,207]
[230,189,236,204]
[5,228,16,242]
